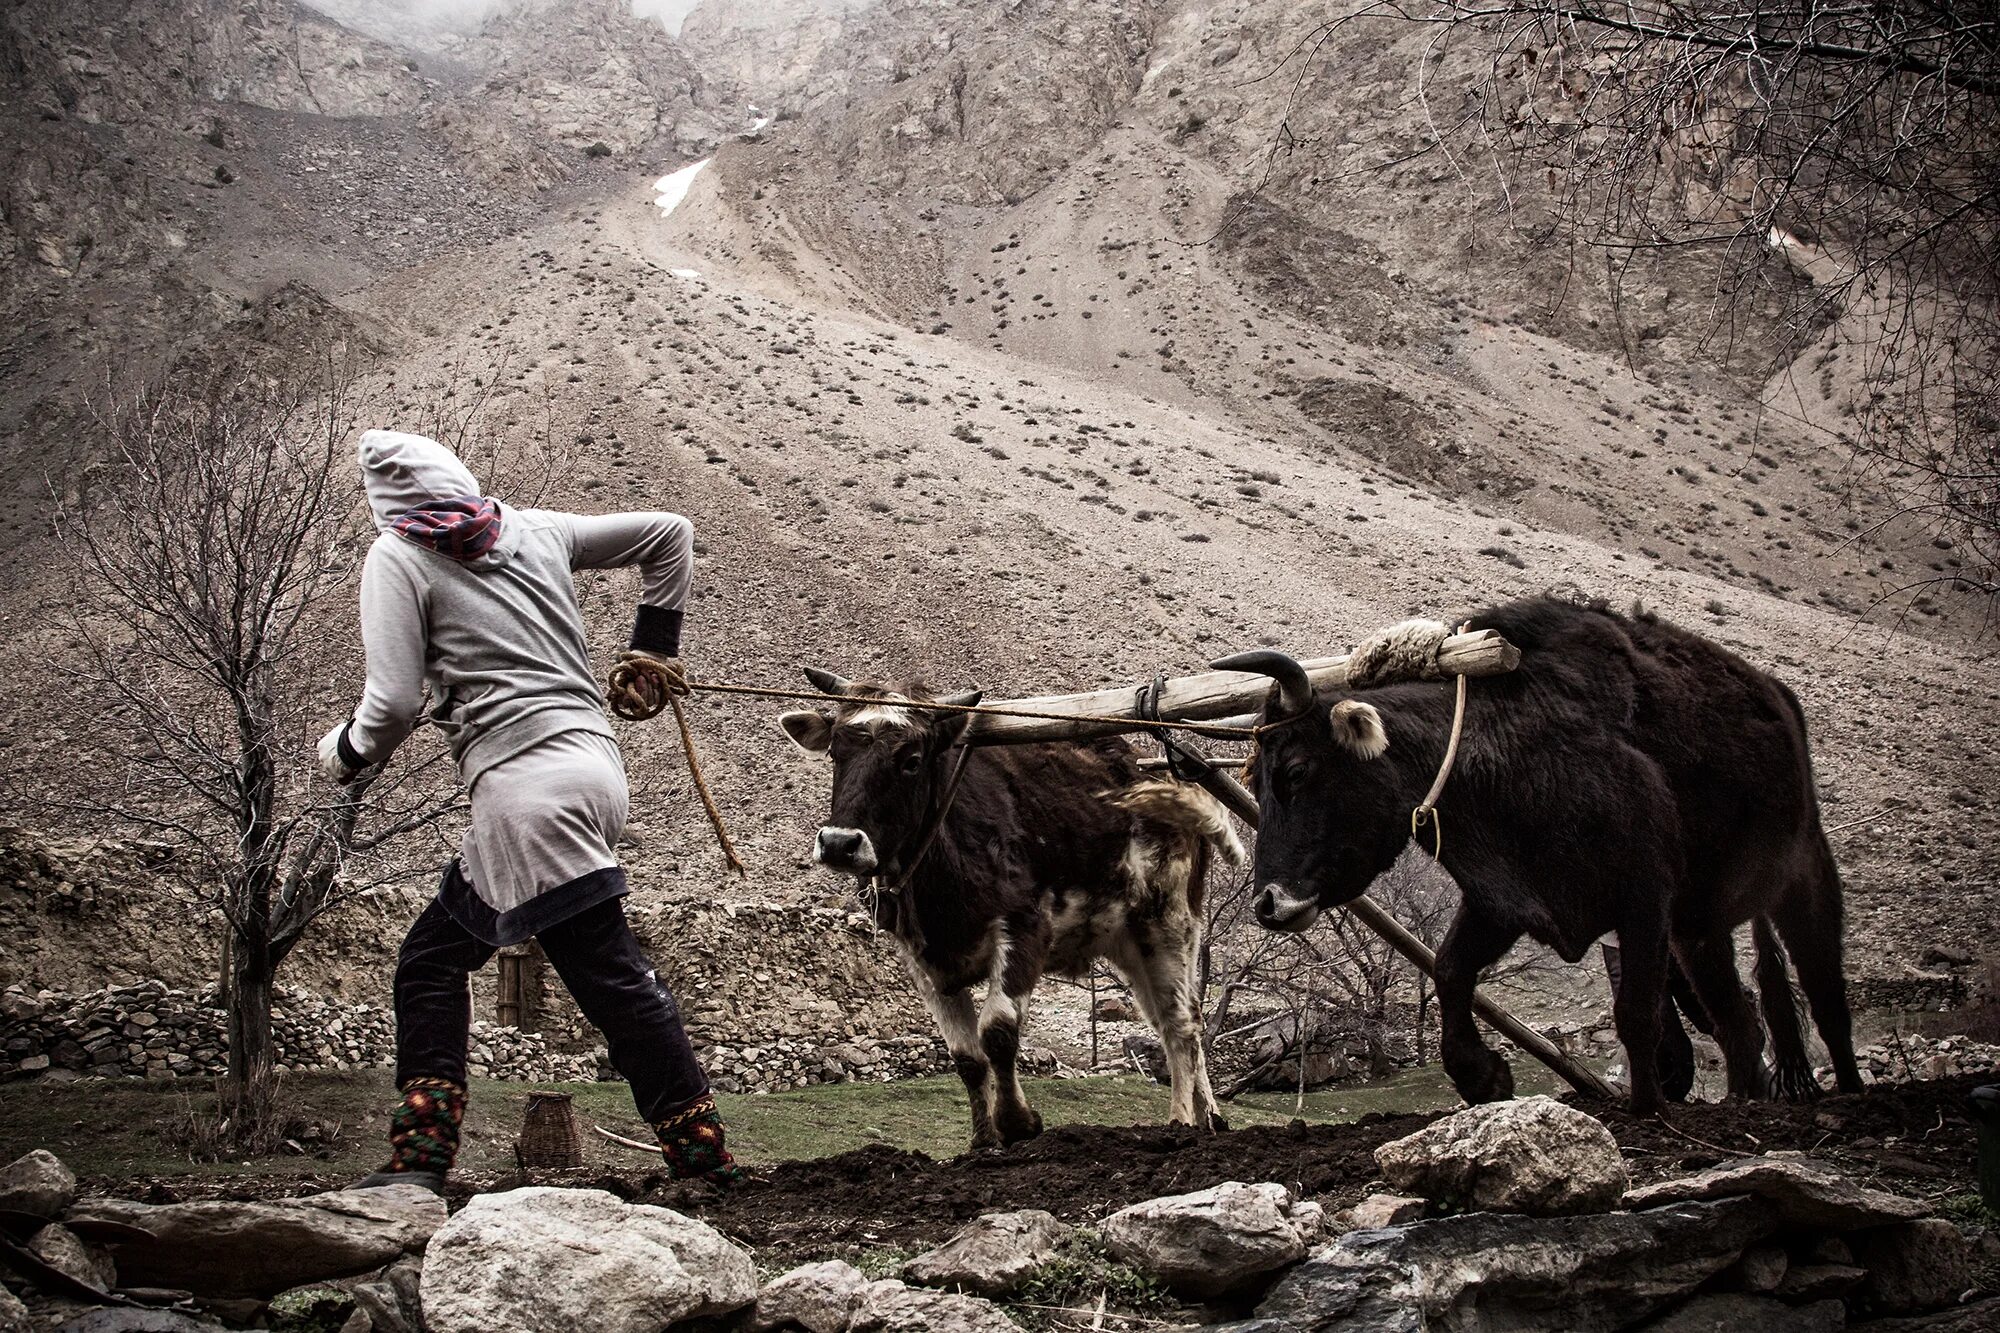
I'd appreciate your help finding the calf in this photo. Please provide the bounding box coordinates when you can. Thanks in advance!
[1219,597,1863,1114]
[779,670,1240,1148]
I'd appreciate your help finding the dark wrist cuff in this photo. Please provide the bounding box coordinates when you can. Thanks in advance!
[335,721,370,772]
[631,605,683,656]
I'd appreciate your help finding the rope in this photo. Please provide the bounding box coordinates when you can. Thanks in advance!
[876,741,976,897]
[607,657,747,877]
[1409,631,1473,861]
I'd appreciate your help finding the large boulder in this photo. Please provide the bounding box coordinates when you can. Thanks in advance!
[849,1278,1021,1332]
[1850,1219,1978,1315]
[752,1259,871,1333]
[1102,1181,1322,1299]
[1621,1156,1930,1230]
[1228,1197,1776,1332]
[0,1149,78,1219]
[903,1209,1074,1297]
[69,1184,444,1299]
[1373,1096,1627,1216]
[419,1187,756,1333]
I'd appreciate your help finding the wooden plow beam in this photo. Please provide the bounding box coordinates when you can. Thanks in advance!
[960,629,1619,1103]
[960,627,1520,746]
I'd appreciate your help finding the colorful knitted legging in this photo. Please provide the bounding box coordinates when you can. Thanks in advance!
[655,1095,741,1184]
[388,1077,466,1175]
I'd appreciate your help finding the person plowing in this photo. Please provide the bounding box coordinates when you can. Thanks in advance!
[318,429,739,1192]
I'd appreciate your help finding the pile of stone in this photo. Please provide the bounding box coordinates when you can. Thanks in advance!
[1842,1032,2000,1086]
[0,982,592,1085]
[707,1032,953,1094]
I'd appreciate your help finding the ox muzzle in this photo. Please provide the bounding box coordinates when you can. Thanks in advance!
[814,826,879,876]
[1254,882,1322,933]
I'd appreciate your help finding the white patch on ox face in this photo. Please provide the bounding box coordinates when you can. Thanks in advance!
[846,697,917,730]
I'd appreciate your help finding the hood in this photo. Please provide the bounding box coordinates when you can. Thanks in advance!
[358,429,484,531]
[358,429,517,569]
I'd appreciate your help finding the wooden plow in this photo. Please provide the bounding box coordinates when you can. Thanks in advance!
[954,627,1618,1102]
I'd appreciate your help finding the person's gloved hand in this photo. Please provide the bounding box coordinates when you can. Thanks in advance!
[318,720,360,785]
[609,651,689,720]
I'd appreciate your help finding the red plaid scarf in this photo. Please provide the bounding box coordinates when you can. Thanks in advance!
[391,497,502,561]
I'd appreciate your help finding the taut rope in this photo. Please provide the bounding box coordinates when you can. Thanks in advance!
[608,658,747,877]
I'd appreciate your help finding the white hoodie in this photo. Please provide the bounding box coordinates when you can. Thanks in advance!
[345,430,693,788]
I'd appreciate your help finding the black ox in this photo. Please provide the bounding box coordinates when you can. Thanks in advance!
[1219,596,1864,1114]
[780,670,1240,1148]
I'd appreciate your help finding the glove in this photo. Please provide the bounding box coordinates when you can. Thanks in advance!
[317,720,365,786]
[609,650,689,720]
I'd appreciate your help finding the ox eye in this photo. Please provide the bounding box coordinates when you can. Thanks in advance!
[1283,759,1310,787]
[898,749,924,775]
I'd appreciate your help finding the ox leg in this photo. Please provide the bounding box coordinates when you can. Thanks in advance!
[980,934,1045,1146]
[1111,933,1223,1131]
[1434,906,1518,1106]
[1609,923,1670,1115]
[1772,854,1863,1095]
[911,969,999,1149]
[1673,931,1770,1101]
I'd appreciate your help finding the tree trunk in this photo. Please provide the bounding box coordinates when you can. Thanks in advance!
[226,932,276,1108]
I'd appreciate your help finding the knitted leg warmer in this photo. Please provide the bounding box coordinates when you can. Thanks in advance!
[385,1076,467,1177]
[654,1095,744,1186]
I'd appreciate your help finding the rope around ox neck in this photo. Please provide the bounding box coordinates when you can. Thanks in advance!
[1409,641,1472,861]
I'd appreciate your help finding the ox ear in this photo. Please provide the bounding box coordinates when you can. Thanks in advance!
[1329,700,1389,760]
[778,709,834,754]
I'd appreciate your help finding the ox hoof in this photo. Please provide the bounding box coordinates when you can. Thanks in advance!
[1448,1049,1515,1106]
[968,1129,1003,1152]
[997,1108,1044,1146]
[1770,1065,1820,1103]
[1204,1111,1230,1134]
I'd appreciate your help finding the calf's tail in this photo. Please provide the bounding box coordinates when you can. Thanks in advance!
[1110,781,1246,917]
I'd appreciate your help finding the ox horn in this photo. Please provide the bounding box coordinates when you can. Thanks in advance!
[1211,650,1314,718]
[937,688,983,708]
[803,667,856,697]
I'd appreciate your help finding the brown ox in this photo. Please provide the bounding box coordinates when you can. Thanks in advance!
[779,671,1239,1149]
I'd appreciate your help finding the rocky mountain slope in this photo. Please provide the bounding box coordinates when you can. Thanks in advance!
[0,0,1991,1027]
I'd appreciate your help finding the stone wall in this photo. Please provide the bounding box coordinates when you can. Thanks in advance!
[0,981,594,1084]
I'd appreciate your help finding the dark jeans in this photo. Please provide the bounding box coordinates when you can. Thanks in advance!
[394,890,710,1124]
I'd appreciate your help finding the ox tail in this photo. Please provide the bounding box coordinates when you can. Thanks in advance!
[1109,781,1246,917]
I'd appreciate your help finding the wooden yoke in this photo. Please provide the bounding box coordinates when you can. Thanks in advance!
[961,627,1519,745]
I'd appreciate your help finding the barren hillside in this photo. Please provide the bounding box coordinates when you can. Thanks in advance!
[0,0,1992,1024]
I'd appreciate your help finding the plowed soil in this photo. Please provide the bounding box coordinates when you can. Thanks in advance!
[623,1076,1987,1259]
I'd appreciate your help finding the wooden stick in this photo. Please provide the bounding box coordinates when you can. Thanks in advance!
[963,629,1520,746]
[1191,768,1620,1102]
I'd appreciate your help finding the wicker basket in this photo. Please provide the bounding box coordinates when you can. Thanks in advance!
[516,1090,583,1169]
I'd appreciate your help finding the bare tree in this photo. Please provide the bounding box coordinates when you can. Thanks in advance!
[48,349,460,1114]
[1275,0,1998,617]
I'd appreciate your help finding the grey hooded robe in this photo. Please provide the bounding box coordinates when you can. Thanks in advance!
[345,430,693,944]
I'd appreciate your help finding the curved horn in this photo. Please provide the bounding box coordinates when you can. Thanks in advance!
[937,688,983,708]
[1211,650,1313,718]
[802,667,855,697]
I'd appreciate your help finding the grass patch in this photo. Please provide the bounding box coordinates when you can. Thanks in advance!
[0,1063,1503,1183]
[1008,1230,1173,1330]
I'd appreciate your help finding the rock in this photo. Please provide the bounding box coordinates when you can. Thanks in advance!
[1241,1197,1776,1332]
[903,1209,1073,1297]
[1778,1263,1867,1301]
[69,1183,444,1299]
[1621,1156,1930,1230]
[0,1148,78,1218]
[849,1278,1020,1332]
[420,1187,756,1333]
[1847,1297,2000,1331]
[1727,1244,1788,1293]
[351,1255,422,1333]
[0,1283,26,1333]
[1373,1095,1627,1216]
[1102,1181,1319,1298]
[753,1260,871,1333]
[1636,1293,1845,1331]
[29,1222,116,1291]
[1850,1219,1977,1314]
[1333,1194,1425,1231]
